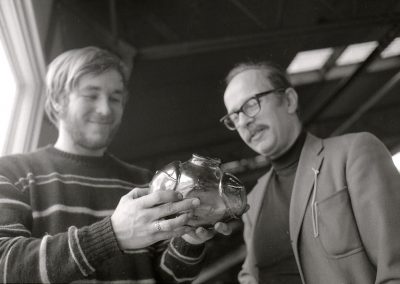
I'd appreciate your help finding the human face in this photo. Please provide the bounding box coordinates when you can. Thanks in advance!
[56,69,125,156]
[223,69,300,159]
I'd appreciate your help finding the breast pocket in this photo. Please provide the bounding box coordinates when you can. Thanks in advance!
[316,188,364,258]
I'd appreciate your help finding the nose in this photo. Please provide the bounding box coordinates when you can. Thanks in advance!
[95,95,112,116]
[236,112,253,128]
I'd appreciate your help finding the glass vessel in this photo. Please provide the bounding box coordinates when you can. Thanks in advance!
[150,154,247,227]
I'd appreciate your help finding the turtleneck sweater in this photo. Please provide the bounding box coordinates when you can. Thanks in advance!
[253,131,306,284]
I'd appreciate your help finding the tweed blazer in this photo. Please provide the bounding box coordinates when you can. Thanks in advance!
[239,132,400,284]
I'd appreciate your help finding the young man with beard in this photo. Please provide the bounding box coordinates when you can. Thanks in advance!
[220,61,400,283]
[0,46,229,283]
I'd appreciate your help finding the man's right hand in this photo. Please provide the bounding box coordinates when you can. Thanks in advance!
[111,187,199,251]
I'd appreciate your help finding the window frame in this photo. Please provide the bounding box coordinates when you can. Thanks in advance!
[0,0,46,155]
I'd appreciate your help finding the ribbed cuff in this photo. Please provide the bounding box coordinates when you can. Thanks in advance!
[171,237,205,258]
[77,217,122,269]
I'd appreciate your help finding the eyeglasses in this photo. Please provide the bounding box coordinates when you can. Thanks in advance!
[220,88,286,130]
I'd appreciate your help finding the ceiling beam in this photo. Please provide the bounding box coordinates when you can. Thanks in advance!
[59,0,137,76]
[275,0,287,28]
[303,23,400,126]
[229,0,267,30]
[144,11,181,41]
[330,69,400,136]
[311,0,342,18]
[137,14,400,60]
[109,0,118,42]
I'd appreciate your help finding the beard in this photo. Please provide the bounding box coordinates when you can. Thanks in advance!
[62,111,121,152]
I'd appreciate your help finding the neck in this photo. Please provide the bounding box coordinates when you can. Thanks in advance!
[55,131,106,157]
[270,121,303,160]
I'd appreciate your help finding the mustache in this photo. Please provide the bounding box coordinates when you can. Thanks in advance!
[245,124,268,140]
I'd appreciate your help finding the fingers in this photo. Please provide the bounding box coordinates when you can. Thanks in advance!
[194,227,215,240]
[125,187,150,199]
[139,190,184,208]
[155,198,200,219]
[182,227,215,244]
[153,212,192,233]
[214,222,233,236]
[151,213,195,241]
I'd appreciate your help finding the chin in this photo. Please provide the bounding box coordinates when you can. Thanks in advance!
[82,136,111,150]
[255,143,275,157]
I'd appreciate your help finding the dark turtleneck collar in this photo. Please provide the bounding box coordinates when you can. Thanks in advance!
[271,130,306,173]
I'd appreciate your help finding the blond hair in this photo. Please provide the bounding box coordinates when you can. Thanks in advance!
[45,46,128,127]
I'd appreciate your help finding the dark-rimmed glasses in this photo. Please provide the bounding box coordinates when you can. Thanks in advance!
[220,88,286,130]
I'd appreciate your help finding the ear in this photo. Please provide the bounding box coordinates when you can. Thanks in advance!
[53,92,68,113]
[53,101,62,112]
[285,88,298,114]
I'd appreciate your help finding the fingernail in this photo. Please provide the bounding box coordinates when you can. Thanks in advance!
[177,193,183,200]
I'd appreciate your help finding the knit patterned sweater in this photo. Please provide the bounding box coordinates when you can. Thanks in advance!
[0,146,205,283]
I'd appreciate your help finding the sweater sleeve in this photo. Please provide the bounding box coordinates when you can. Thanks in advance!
[155,236,206,283]
[0,173,121,283]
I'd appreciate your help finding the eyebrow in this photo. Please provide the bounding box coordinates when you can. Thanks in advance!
[229,96,255,114]
[80,85,124,94]
[80,85,101,91]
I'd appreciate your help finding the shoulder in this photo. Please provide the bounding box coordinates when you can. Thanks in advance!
[324,131,377,144]
[323,132,387,152]
[316,132,391,167]
[0,147,52,184]
[0,148,47,172]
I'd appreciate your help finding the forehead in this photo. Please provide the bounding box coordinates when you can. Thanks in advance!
[224,69,274,111]
[77,69,124,90]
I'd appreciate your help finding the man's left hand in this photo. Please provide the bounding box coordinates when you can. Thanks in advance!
[181,221,233,245]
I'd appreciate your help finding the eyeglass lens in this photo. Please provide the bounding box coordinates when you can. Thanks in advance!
[225,97,260,129]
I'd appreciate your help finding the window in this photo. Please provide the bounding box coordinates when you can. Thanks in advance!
[336,41,378,66]
[381,37,400,58]
[0,41,17,154]
[287,48,334,74]
[0,0,46,155]
[393,152,400,172]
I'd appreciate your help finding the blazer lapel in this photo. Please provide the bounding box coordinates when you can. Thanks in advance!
[289,134,324,245]
[248,169,273,228]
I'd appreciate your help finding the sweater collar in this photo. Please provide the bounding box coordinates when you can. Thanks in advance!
[45,145,111,165]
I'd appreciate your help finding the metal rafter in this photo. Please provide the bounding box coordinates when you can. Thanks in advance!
[229,0,266,30]
[109,0,118,43]
[303,23,400,126]
[330,70,400,136]
[137,14,400,60]
[58,0,137,76]
[276,0,287,28]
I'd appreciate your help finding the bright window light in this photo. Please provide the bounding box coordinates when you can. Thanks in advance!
[0,41,17,154]
[336,41,378,66]
[381,37,400,58]
[393,152,400,172]
[287,48,334,74]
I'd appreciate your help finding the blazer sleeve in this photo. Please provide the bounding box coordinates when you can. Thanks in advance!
[346,132,400,283]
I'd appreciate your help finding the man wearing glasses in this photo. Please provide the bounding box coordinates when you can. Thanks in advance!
[220,61,400,283]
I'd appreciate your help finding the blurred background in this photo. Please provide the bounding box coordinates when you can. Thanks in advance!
[1,0,400,282]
